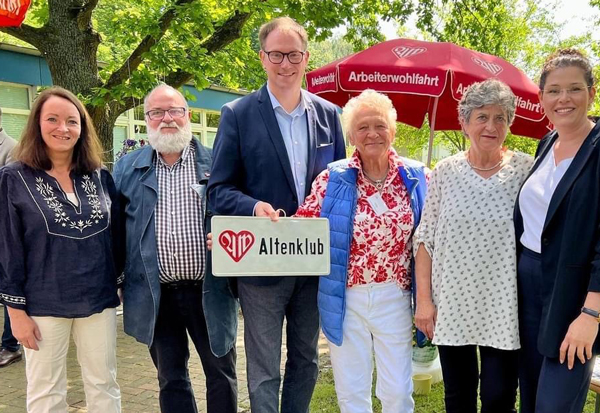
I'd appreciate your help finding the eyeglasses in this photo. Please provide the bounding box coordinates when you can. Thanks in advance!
[263,50,306,64]
[145,107,187,120]
[542,85,591,98]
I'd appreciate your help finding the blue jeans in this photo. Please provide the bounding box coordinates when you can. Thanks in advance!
[238,276,319,413]
[2,306,19,352]
[518,247,595,413]
[149,281,237,413]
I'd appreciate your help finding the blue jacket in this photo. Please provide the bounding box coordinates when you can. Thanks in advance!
[318,157,428,346]
[113,138,238,357]
[207,85,346,286]
[514,123,600,357]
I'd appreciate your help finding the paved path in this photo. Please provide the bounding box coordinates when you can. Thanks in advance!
[0,307,330,412]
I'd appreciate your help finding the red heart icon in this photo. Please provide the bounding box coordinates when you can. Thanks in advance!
[218,230,255,263]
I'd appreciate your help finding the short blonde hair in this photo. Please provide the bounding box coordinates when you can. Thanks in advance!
[258,17,308,51]
[342,90,397,139]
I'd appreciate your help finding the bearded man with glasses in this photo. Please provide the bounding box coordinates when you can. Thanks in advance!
[113,84,238,413]
[208,16,345,413]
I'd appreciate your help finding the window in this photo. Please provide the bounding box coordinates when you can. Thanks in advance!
[0,84,29,110]
[2,113,28,140]
[190,110,203,125]
[206,113,220,128]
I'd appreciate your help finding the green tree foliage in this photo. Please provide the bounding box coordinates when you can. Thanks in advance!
[308,34,355,70]
[0,0,422,159]
[405,0,597,155]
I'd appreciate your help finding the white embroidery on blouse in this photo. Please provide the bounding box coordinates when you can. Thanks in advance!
[35,178,69,224]
[35,174,103,233]
[82,175,104,223]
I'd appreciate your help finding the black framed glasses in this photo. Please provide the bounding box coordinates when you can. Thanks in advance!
[263,50,306,64]
[145,107,187,120]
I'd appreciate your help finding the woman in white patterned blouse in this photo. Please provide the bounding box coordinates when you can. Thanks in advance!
[414,79,533,413]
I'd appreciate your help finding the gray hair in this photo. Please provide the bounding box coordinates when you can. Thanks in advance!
[143,83,189,112]
[342,89,397,138]
[458,79,516,126]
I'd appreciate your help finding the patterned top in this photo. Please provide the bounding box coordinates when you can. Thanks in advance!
[296,149,414,289]
[154,144,206,283]
[0,162,120,317]
[414,151,533,350]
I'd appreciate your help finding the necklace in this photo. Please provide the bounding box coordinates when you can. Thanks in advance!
[363,167,389,191]
[465,152,503,171]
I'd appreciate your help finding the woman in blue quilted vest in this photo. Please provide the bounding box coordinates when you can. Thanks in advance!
[295,89,428,413]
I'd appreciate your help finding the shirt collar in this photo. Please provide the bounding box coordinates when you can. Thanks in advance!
[156,142,192,168]
[266,82,307,116]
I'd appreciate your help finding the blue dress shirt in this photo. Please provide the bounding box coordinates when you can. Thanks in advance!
[266,83,309,204]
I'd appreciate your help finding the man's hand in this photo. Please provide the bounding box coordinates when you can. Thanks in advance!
[7,308,42,351]
[255,201,280,222]
[207,233,213,251]
[559,313,599,369]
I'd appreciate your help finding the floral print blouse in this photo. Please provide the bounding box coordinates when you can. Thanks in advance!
[296,148,414,289]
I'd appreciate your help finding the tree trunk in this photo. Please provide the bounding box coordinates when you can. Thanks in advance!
[88,101,121,168]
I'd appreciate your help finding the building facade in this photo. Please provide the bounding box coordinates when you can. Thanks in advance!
[0,43,245,162]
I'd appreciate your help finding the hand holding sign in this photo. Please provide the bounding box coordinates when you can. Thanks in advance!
[254,201,280,221]
[211,216,330,277]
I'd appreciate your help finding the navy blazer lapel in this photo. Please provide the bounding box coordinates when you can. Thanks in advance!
[257,86,297,195]
[305,96,317,197]
[544,124,600,231]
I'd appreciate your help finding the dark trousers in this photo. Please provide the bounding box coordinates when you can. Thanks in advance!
[149,281,237,413]
[518,247,595,413]
[437,345,518,413]
[238,276,320,413]
[2,305,19,352]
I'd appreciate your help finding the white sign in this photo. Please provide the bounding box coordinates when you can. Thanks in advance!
[211,216,330,277]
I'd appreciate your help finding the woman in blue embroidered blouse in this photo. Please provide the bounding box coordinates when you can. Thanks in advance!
[0,87,122,412]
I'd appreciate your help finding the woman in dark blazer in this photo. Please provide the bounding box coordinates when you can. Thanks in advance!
[514,48,600,413]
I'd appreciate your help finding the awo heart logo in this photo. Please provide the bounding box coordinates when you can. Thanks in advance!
[219,230,255,263]
[392,46,427,59]
[471,56,503,75]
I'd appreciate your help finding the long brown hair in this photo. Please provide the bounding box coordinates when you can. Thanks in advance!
[14,87,102,174]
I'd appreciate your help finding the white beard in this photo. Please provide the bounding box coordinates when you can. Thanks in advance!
[147,121,193,154]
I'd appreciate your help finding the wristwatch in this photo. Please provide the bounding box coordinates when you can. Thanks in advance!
[581,307,600,322]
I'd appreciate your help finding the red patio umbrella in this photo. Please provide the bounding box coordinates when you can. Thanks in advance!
[0,0,31,27]
[306,38,550,165]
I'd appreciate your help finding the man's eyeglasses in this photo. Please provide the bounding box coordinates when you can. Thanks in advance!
[145,107,187,120]
[263,50,306,64]
[542,85,591,98]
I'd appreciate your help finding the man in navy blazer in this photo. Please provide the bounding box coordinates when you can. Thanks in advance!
[207,16,345,413]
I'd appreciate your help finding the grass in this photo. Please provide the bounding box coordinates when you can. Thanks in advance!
[310,361,600,413]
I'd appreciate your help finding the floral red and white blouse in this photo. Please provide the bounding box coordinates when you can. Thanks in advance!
[296,148,414,289]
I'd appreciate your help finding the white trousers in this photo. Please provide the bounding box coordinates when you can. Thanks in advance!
[24,308,121,413]
[328,283,414,413]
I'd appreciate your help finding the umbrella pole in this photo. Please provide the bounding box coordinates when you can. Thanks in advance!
[426,97,439,168]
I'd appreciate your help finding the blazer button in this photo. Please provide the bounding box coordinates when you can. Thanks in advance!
[542,238,549,246]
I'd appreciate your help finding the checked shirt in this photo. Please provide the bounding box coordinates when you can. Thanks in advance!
[154,144,206,283]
